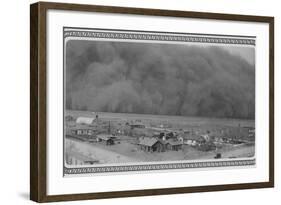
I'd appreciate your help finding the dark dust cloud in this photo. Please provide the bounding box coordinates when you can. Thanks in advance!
[65,40,255,119]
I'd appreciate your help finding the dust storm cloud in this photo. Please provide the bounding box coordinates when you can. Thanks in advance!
[65,40,255,119]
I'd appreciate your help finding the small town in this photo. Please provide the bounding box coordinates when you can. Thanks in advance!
[65,110,255,166]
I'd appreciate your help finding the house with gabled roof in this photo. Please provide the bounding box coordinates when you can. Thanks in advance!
[138,137,165,152]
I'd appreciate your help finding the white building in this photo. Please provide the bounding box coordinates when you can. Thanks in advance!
[76,117,95,125]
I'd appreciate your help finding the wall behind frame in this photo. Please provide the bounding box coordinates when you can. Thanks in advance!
[0,0,279,205]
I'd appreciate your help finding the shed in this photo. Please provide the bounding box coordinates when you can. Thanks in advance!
[96,134,115,145]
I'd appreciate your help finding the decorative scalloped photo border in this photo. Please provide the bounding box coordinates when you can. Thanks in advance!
[64,159,255,175]
[64,29,256,45]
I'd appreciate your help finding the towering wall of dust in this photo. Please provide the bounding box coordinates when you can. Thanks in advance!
[65,40,255,119]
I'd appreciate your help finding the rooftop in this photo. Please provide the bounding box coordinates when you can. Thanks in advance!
[76,117,96,125]
[97,134,115,140]
[166,139,182,146]
[138,137,158,146]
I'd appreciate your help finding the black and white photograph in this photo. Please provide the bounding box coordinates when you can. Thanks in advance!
[28,1,274,202]
[63,28,256,175]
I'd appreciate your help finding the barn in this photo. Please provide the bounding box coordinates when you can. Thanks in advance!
[76,117,96,125]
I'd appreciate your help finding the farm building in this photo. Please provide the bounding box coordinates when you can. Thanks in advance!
[76,117,96,125]
[96,134,116,145]
[71,128,95,136]
[68,124,97,136]
[165,139,182,151]
[138,137,182,152]
[183,134,206,146]
[130,123,145,129]
[138,137,165,152]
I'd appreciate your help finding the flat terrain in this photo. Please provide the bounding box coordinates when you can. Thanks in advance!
[65,110,255,128]
[66,138,254,164]
[65,110,255,165]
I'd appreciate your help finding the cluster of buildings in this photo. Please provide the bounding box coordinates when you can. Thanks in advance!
[65,114,255,154]
[138,137,182,152]
[136,124,255,153]
[178,126,255,146]
[136,130,208,153]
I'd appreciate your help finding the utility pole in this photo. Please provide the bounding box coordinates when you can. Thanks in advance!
[108,121,111,134]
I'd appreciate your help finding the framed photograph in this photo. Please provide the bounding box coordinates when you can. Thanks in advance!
[30,1,274,202]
